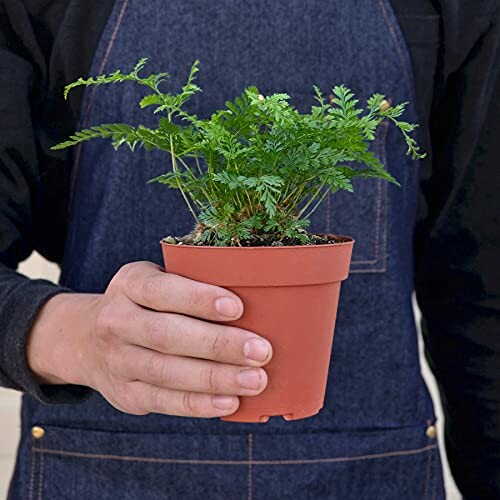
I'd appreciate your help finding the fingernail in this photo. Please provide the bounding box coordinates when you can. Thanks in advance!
[244,338,271,362]
[238,369,263,390]
[212,395,236,410]
[215,297,240,318]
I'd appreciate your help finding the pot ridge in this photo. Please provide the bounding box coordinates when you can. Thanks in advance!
[161,235,355,287]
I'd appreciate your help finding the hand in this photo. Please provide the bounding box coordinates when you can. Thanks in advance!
[27,261,273,418]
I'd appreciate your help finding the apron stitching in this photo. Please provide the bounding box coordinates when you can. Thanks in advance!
[351,179,381,265]
[349,267,386,274]
[381,169,389,270]
[70,0,130,207]
[350,121,389,267]
[325,192,331,235]
[430,445,435,500]
[376,0,412,99]
[376,0,421,236]
[373,173,382,265]
[403,152,410,213]
[33,443,437,465]
[248,434,253,500]
[349,174,388,274]
[83,0,129,122]
[423,445,431,499]
[432,448,438,500]
[29,441,36,500]
[37,445,45,500]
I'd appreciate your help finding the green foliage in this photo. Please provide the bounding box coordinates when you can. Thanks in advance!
[63,58,171,99]
[53,59,425,246]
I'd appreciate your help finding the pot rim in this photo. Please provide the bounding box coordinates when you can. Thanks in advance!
[161,233,355,286]
[160,233,355,250]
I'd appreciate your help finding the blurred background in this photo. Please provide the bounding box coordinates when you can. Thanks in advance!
[0,252,461,499]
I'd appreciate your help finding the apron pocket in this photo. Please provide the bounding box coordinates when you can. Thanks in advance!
[21,422,443,500]
[26,426,249,500]
[306,120,390,274]
[253,424,443,500]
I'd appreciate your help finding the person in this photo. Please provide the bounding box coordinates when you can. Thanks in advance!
[0,0,498,498]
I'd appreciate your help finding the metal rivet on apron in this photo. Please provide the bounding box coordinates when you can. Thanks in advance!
[31,426,45,440]
[426,424,437,439]
[379,98,392,111]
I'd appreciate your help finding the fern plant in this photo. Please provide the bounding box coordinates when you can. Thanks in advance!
[53,59,424,246]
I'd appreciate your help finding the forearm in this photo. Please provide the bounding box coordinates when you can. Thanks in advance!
[0,264,93,403]
[0,263,67,389]
[27,292,101,387]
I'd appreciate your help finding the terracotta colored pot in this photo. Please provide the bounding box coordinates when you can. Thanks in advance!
[161,235,354,423]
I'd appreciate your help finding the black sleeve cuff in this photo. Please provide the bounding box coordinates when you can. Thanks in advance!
[0,274,92,405]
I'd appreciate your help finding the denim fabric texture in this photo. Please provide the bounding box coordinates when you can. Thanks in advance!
[9,0,446,498]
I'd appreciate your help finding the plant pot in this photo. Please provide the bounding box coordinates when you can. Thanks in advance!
[161,235,354,423]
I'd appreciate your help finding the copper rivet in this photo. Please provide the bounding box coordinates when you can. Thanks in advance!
[31,426,45,440]
[426,425,437,439]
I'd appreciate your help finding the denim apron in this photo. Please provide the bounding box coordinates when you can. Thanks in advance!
[9,1,446,498]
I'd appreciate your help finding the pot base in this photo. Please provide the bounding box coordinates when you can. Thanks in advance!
[220,405,323,423]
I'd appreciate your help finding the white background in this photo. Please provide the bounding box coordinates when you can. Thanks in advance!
[0,252,461,499]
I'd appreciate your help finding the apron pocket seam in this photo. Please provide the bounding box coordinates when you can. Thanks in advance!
[28,441,36,500]
[29,438,45,500]
[33,442,437,465]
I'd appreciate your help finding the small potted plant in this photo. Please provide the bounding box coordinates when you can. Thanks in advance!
[53,59,424,423]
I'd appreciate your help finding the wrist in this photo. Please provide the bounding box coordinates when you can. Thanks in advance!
[27,293,101,387]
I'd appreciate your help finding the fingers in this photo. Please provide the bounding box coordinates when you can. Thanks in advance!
[120,346,269,397]
[121,309,272,368]
[126,381,240,418]
[114,261,244,322]
[99,261,273,419]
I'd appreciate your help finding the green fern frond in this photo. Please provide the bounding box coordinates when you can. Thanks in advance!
[51,124,138,149]
[53,58,425,245]
[63,58,170,99]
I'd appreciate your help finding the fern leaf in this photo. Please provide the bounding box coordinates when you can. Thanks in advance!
[63,58,170,100]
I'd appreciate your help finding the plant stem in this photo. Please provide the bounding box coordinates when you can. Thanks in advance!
[194,156,204,176]
[167,117,199,223]
[302,189,329,220]
[296,183,327,218]
[176,156,212,208]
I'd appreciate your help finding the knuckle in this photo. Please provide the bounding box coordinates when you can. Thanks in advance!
[141,277,158,304]
[141,274,168,306]
[184,282,208,311]
[207,329,230,359]
[113,262,136,288]
[147,314,178,354]
[150,386,169,413]
[146,353,173,385]
[201,365,219,393]
[147,316,169,349]
[181,391,198,415]
[119,262,140,279]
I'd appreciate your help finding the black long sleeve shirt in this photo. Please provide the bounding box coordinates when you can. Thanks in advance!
[1,0,499,497]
